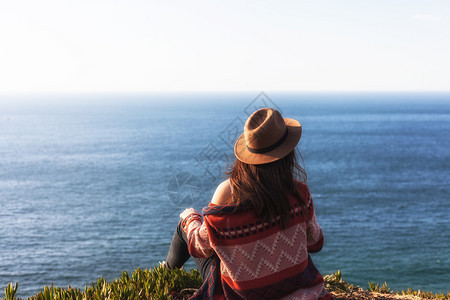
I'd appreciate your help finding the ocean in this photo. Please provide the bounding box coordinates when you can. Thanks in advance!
[0,92,449,297]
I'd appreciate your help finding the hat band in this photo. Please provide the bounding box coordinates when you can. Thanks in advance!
[246,128,288,154]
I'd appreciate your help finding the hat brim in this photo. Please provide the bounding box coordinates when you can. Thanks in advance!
[234,118,302,165]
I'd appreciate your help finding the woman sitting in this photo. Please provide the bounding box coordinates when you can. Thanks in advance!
[165,108,334,300]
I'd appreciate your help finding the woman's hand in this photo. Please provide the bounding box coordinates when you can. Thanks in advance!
[180,208,199,220]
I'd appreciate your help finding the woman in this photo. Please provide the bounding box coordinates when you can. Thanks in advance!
[165,108,334,300]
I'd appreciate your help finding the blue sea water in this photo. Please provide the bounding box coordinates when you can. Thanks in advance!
[0,92,449,297]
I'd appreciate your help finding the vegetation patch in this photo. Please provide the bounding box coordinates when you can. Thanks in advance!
[324,271,449,300]
[3,268,449,299]
[3,266,202,300]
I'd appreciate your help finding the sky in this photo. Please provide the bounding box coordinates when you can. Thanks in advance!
[0,0,449,93]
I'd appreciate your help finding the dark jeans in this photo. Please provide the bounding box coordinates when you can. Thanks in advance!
[165,220,213,280]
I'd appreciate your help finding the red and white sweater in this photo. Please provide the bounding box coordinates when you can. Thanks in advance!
[183,182,334,300]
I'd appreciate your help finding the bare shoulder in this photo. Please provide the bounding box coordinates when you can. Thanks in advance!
[211,179,233,205]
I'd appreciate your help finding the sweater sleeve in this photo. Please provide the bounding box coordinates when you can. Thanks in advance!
[185,217,215,258]
[305,193,324,253]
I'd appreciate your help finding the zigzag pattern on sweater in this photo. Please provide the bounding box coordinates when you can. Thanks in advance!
[216,223,308,281]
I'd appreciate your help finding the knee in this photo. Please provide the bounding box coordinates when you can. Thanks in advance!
[176,219,184,235]
[176,219,188,242]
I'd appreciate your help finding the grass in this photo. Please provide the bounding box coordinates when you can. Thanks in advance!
[3,268,449,299]
[3,266,202,300]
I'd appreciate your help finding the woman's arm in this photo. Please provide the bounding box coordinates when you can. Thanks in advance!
[180,208,214,258]
[306,197,324,253]
[179,179,232,258]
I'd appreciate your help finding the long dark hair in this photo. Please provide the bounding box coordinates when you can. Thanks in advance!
[226,149,307,228]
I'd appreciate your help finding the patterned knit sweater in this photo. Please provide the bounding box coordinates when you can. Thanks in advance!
[183,182,334,300]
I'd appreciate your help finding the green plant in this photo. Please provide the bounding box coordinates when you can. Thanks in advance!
[323,270,355,294]
[4,283,18,300]
[367,281,391,293]
[399,287,450,299]
[2,266,202,300]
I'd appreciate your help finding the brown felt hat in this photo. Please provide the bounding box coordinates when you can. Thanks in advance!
[234,108,302,165]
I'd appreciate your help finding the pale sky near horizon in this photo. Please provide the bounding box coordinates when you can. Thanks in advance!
[0,0,449,94]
